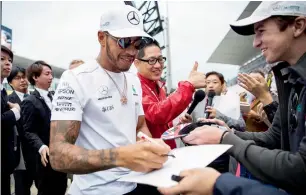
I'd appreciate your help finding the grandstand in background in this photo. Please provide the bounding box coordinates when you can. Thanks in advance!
[207,1,272,86]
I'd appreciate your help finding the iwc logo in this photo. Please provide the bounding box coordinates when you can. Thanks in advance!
[127,11,140,25]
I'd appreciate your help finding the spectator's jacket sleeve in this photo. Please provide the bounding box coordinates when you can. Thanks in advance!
[1,109,17,129]
[221,109,306,194]
[142,81,195,125]
[214,173,289,195]
[21,100,44,152]
[263,100,279,123]
[216,111,246,131]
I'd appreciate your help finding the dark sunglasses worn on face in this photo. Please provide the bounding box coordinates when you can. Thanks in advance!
[105,32,152,50]
[137,57,167,65]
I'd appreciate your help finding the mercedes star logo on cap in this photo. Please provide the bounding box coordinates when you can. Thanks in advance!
[127,11,140,25]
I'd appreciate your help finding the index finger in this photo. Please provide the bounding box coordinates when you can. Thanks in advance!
[154,139,171,150]
[144,142,171,155]
[242,73,259,85]
[192,61,198,71]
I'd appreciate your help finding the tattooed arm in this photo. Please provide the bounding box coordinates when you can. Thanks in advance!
[49,120,124,174]
[49,120,170,174]
[49,72,169,174]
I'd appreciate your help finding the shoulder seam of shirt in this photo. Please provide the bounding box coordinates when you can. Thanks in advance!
[75,66,99,76]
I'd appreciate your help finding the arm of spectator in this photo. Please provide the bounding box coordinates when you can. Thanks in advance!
[216,110,246,131]
[262,101,279,123]
[143,81,194,125]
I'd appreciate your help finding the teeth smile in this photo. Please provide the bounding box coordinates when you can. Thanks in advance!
[262,49,267,52]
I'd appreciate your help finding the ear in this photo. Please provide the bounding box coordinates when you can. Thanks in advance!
[293,17,306,38]
[221,83,225,90]
[32,75,38,83]
[134,59,140,70]
[98,31,107,47]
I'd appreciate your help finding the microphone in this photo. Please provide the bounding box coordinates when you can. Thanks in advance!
[187,90,206,115]
[205,91,216,119]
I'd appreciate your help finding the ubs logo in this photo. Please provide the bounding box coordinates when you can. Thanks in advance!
[98,85,112,100]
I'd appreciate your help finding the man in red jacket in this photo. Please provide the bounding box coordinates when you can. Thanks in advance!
[134,40,206,148]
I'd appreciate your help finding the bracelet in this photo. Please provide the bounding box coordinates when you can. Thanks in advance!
[219,130,229,144]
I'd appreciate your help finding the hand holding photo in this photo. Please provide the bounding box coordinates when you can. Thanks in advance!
[161,123,191,140]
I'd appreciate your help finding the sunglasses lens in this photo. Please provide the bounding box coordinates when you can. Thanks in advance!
[118,38,132,49]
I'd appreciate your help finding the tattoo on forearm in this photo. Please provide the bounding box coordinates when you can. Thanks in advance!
[49,121,119,174]
[100,149,118,170]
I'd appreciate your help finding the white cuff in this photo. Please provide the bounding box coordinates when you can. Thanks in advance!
[11,107,20,121]
[38,145,48,154]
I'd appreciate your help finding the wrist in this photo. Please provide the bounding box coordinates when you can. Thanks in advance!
[258,93,273,106]
[183,80,196,91]
[116,146,128,168]
[219,130,229,144]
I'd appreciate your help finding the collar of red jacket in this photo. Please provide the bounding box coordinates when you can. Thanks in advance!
[137,73,165,90]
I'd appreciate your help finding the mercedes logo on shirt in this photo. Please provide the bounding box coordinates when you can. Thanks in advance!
[98,85,108,95]
[127,11,140,25]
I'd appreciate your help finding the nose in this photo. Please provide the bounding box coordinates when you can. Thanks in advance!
[4,60,12,67]
[153,61,162,69]
[253,34,261,48]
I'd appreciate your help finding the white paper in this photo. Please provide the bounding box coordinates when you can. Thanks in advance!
[118,144,232,187]
[213,91,240,120]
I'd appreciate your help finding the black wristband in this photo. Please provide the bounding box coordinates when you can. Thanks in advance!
[219,130,229,144]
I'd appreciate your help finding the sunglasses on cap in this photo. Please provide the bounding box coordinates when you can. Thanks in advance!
[105,32,152,50]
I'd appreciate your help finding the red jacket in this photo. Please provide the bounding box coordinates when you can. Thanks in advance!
[137,73,195,149]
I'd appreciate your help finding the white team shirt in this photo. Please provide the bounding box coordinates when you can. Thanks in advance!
[51,60,144,195]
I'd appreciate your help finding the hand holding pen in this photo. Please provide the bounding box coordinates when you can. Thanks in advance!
[117,132,172,173]
[137,132,176,158]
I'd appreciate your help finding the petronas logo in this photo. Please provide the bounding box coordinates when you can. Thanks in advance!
[132,85,138,96]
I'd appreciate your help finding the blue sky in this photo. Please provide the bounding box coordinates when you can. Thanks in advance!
[2,1,249,88]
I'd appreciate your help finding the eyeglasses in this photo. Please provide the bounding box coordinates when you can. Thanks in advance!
[13,76,27,81]
[137,57,167,65]
[105,32,151,50]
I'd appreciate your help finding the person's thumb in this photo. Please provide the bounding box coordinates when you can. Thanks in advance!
[191,61,198,72]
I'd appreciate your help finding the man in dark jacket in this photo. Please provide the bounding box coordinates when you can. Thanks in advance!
[21,61,67,195]
[1,45,21,195]
[7,66,37,195]
[182,1,306,194]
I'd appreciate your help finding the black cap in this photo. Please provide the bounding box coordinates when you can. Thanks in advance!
[1,45,14,62]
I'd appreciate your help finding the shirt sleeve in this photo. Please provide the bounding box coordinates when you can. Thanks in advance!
[51,70,84,121]
[216,110,246,131]
[136,78,144,116]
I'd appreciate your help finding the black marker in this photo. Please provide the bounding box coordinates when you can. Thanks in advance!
[171,175,184,182]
